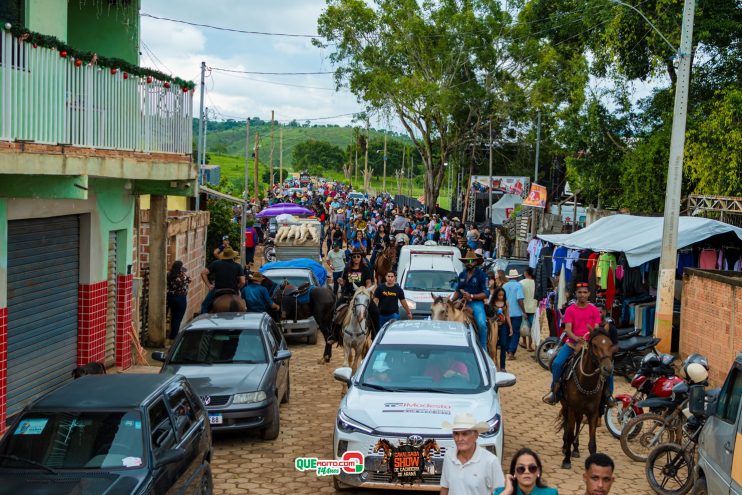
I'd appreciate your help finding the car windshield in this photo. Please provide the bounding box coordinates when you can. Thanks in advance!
[169,329,267,364]
[0,411,144,470]
[359,344,484,393]
[265,274,309,288]
[403,270,458,292]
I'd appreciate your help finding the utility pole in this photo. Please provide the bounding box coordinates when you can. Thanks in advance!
[408,153,413,196]
[240,118,250,265]
[253,133,260,205]
[279,125,283,185]
[531,109,542,237]
[364,120,369,192]
[269,110,275,189]
[400,146,406,199]
[195,61,206,210]
[654,0,696,353]
[488,119,493,225]
[354,130,358,186]
[382,132,388,193]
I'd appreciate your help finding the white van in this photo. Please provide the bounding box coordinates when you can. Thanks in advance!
[396,245,464,319]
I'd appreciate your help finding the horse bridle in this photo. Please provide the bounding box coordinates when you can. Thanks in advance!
[573,337,611,396]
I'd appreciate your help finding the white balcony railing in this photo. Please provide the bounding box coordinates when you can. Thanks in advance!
[0,30,192,154]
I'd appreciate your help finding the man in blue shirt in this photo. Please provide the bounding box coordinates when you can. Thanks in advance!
[502,269,526,359]
[242,273,280,314]
[451,250,490,350]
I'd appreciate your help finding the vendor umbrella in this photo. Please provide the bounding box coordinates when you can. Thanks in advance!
[256,205,314,218]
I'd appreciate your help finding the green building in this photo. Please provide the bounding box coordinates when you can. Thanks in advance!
[0,0,196,431]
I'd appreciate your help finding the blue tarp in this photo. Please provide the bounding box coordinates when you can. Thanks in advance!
[259,258,327,286]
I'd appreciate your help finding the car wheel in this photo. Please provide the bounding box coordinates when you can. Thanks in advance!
[261,403,281,440]
[692,476,707,495]
[198,463,213,495]
[307,329,318,345]
[281,374,290,404]
[333,476,354,492]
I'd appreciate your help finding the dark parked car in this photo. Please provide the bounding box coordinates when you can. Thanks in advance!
[153,313,291,440]
[0,374,213,495]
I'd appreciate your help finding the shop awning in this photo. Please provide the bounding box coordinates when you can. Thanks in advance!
[538,214,742,267]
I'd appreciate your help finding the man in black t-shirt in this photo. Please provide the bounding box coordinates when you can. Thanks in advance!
[373,272,412,328]
[199,247,246,313]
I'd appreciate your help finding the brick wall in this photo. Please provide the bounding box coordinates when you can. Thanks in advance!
[137,209,210,334]
[680,269,742,386]
[0,307,6,435]
[78,281,108,365]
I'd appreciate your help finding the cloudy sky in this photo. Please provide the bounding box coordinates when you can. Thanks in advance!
[140,0,366,127]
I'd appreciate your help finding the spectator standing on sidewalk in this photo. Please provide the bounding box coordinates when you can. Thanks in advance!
[440,412,504,495]
[502,269,526,359]
[495,448,558,495]
[166,261,190,343]
[243,221,258,268]
[520,267,537,352]
[582,453,615,495]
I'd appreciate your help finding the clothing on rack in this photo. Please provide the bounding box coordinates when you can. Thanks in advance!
[699,248,717,269]
[565,249,581,271]
[597,252,617,290]
[720,247,741,271]
[527,238,543,269]
[557,266,567,309]
[676,249,695,277]
[552,246,568,277]
[605,267,616,310]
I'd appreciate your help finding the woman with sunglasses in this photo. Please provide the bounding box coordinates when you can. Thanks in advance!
[494,448,558,495]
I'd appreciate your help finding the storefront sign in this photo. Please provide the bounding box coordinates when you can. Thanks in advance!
[523,183,547,208]
[470,175,530,196]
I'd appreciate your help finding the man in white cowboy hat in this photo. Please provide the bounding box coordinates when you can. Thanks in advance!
[502,269,526,360]
[451,250,490,351]
[440,412,505,495]
[199,247,245,313]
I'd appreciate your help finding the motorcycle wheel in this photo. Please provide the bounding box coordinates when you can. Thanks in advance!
[645,443,693,495]
[536,337,560,370]
[604,403,637,439]
[264,246,276,262]
[620,413,677,462]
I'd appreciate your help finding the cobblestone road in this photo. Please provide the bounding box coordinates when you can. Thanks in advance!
[209,335,654,494]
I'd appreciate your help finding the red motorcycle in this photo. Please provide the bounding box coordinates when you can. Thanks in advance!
[605,353,684,438]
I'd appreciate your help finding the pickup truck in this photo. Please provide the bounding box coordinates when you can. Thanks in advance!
[395,245,463,319]
[694,351,742,494]
[274,219,322,262]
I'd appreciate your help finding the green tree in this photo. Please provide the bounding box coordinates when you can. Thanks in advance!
[620,125,671,213]
[205,199,240,264]
[293,139,346,172]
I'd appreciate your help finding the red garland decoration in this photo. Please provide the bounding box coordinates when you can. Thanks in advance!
[110,68,118,75]
[74,59,82,67]
[59,50,67,58]
[182,87,189,93]
[146,76,153,84]
[123,72,129,80]
[163,82,171,89]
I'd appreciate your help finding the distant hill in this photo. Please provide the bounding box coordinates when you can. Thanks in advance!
[194,118,411,170]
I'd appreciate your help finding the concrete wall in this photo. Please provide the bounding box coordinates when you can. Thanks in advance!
[66,0,139,65]
[680,269,742,386]
[25,0,68,40]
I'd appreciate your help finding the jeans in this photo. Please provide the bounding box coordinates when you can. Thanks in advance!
[551,344,575,387]
[167,294,187,340]
[498,323,510,370]
[332,271,342,294]
[507,316,522,353]
[378,313,399,329]
[607,373,614,394]
[200,289,215,314]
[469,300,488,350]
[244,247,256,264]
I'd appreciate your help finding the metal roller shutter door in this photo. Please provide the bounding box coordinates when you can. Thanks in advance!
[105,231,117,368]
[6,215,79,417]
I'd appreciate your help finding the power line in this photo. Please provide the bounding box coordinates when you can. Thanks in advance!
[211,69,347,91]
[210,66,334,76]
[140,12,318,38]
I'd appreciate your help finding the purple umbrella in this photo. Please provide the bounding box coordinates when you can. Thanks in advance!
[256,205,314,218]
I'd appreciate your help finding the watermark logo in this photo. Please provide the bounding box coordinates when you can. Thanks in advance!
[295,451,364,476]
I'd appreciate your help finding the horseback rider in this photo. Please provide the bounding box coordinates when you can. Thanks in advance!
[200,247,246,314]
[242,272,280,314]
[450,250,490,350]
[543,283,602,405]
[335,247,379,341]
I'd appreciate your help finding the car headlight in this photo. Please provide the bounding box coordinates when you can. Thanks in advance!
[232,391,267,404]
[480,414,501,438]
[405,300,417,310]
[337,410,374,434]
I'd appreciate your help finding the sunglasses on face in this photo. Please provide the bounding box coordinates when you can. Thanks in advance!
[515,464,539,475]
[352,255,362,258]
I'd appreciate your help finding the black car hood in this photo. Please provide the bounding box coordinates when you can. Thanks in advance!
[165,364,267,396]
[0,471,144,495]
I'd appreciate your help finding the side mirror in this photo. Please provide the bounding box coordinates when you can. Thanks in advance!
[333,367,352,386]
[495,372,516,391]
[688,384,706,416]
[155,448,186,468]
[275,350,292,362]
[151,351,166,363]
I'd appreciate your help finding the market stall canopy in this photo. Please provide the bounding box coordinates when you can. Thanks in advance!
[538,214,742,267]
[489,194,523,225]
[256,204,314,218]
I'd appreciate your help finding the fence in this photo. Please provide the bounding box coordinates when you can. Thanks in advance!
[1,31,192,154]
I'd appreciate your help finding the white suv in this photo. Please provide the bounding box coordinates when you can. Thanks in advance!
[332,320,516,491]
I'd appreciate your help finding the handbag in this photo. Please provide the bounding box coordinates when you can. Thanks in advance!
[520,317,531,337]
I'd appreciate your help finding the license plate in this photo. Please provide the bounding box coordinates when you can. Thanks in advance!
[208,414,223,425]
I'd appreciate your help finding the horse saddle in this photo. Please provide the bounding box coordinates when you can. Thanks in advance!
[214,288,239,298]
[282,283,313,306]
[561,349,583,385]
[333,303,349,327]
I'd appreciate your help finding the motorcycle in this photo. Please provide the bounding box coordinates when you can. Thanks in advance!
[263,238,276,263]
[604,353,684,439]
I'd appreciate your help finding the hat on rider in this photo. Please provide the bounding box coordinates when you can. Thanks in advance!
[459,250,484,265]
[248,272,266,282]
[505,269,521,279]
[350,247,365,257]
[218,247,240,261]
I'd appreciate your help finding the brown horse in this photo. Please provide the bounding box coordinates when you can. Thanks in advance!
[557,326,617,469]
[210,289,246,313]
[374,245,397,285]
[430,296,497,361]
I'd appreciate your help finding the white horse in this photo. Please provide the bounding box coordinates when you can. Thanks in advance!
[342,286,373,373]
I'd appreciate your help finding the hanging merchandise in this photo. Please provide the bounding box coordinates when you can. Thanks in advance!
[698,248,717,269]
[527,238,542,269]
[552,246,568,276]
[557,266,567,309]
[676,248,695,277]
[597,252,617,290]
[531,307,542,347]
[605,267,616,311]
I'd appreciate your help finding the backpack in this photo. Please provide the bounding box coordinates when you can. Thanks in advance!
[245,228,256,248]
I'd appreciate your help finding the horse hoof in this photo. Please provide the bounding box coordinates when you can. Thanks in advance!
[561,461,572,469]
[324,355,331,363]
[572,449,580,459]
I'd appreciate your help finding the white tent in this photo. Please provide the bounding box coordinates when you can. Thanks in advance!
[489,194,523,225]
[538,214,742,267]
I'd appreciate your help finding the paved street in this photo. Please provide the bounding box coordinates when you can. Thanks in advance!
[207,335,654,494]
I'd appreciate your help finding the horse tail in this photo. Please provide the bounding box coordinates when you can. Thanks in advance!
[555,405,568,433]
